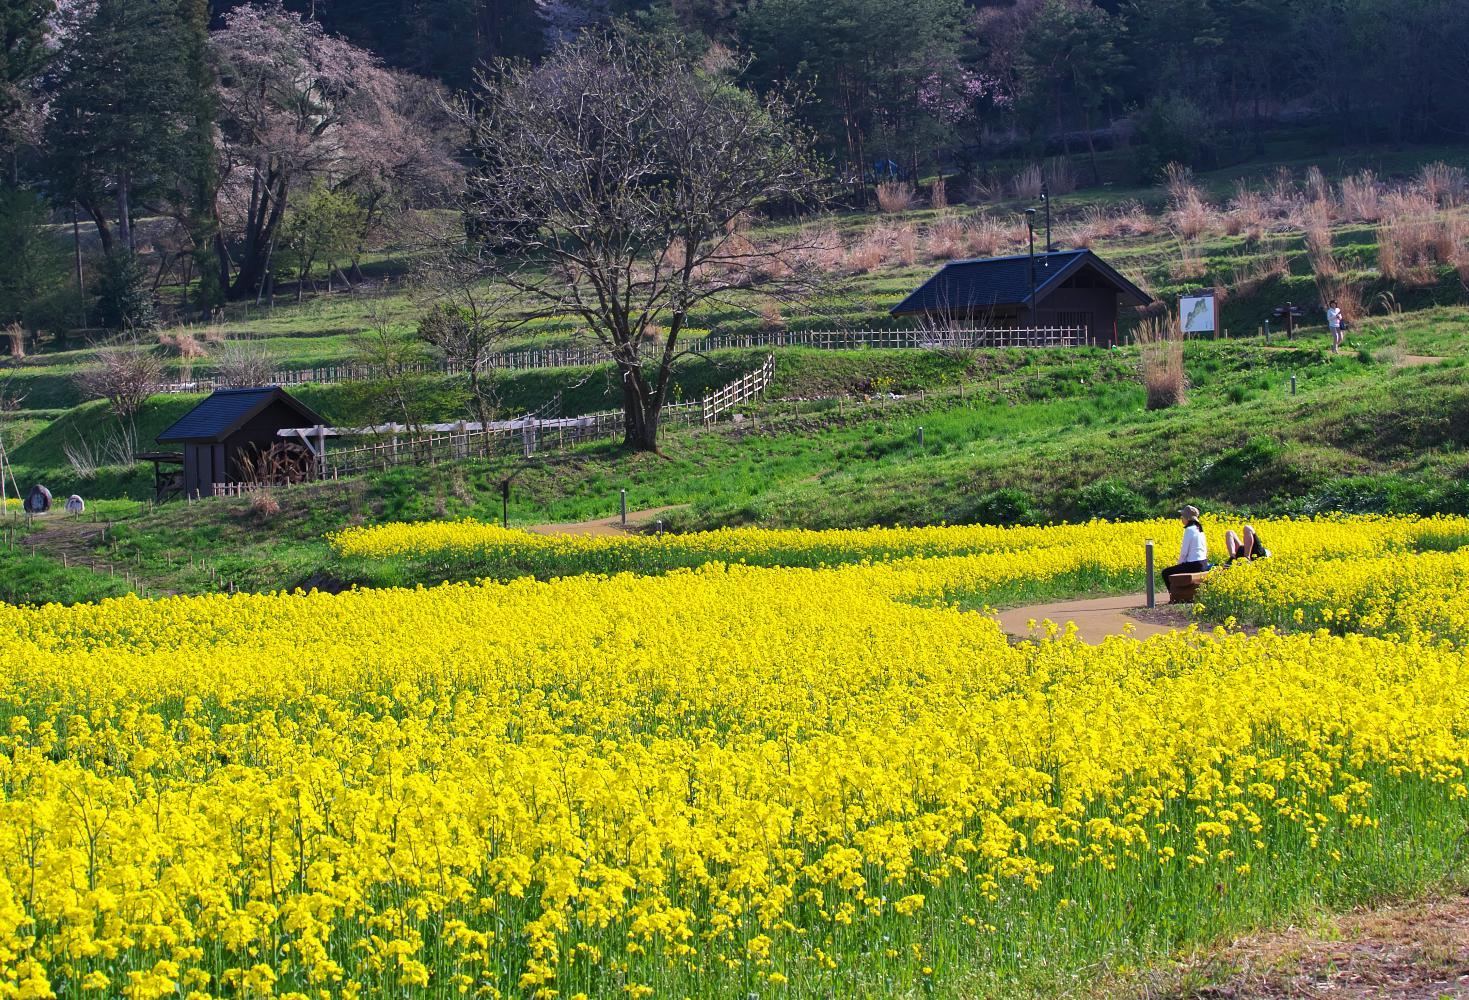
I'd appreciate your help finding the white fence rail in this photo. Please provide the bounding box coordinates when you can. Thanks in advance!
[153,328,1086,393]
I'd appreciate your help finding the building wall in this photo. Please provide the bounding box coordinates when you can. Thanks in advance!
[1034,287,1120,345]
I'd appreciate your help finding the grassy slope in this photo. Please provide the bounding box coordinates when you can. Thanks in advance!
[6,337,1465,603]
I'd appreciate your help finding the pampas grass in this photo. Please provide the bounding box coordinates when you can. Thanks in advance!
[1135,316,1187,409]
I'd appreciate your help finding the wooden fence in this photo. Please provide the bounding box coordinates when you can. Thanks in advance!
[289,356,772,479]
[152,327,1086,394]
[703,353,776,424]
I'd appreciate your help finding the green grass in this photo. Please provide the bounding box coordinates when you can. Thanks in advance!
[6,338,1464,604]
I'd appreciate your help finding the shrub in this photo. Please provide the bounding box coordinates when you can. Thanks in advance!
[1067,480,1150,521]
[95,249,155,332]
[1136,96,1217,177]
[213,340,279,388]
[964,487,1041,526]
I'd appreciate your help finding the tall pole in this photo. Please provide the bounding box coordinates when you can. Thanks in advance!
[1041,182,1052,253]
[1025,208,1037,328]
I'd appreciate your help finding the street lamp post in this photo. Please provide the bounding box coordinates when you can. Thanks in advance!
[1025,208,1038,328]
[1041,181,1052,253]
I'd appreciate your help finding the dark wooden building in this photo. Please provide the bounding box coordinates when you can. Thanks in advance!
[890,249,1152,345]
[152,387,325,500]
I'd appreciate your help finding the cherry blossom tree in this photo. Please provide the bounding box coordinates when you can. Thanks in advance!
[210,4,457,300]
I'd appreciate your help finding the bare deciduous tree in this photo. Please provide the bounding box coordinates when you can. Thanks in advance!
[74,343,163,439]
[213,339,278,388]
[411,241,530,430]
[457,34,823,451]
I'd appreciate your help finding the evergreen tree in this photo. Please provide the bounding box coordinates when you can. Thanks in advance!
[1,0,56,181]
[44,0,200,251]
[95,249,155,331]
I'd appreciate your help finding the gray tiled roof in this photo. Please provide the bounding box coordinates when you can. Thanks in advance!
[156,387,322,444]
[890,249,1151,315]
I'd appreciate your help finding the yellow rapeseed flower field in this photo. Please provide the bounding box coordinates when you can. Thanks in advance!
[1,516,1467,998]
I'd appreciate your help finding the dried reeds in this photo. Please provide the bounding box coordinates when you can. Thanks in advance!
[1339,170,1381,221]
[4,323,24,359]
[1044,158,1077,195]
[1417,161,1467,207]
[1225,182,1267,238]
[875,180,916,214]
[930,176,948,211]
[1010,163,1044,200]
[925,214,965,260]
[1135,316,1187,409]
[964,217,1007,259]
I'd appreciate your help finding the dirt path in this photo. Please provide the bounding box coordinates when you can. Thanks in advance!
[1162,893,1469,998]
[1400,354,1450,367]
[526,505,686,538]
[993,592,1196,644]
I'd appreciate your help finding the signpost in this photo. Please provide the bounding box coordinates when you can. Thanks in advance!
[1179,292,1216,336]
[1271,302,1304,339]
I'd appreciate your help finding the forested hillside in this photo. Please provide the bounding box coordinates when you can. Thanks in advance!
[4,0,1469,329]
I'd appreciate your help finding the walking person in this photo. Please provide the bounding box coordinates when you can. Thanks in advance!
[1161,505,1209,587]
[1326,300,1344,355]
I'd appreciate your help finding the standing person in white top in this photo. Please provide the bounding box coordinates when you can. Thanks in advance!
[1325,301,1343,355]
[1161,504,1209,587]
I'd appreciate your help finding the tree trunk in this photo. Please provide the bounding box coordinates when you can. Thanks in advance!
[117,175,132,252]
[619,365,661,451]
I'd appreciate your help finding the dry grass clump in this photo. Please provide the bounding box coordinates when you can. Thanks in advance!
[967,172,1005,204]
[1227,253,1290,299]
[844,233,888,274]
[1225,182,1268,238]
[158,330,207,360]
[4,323,24,358]
[1381,189,1436,222]
[1305,165,1330,205]
[1170,230,1207,280]
[1417,162,1467,207]
[249,490,281,517]
[930,176,948,211]
[1377,211,1468,286]
[1163,164,1215,240]
[925,214,965,260]
[875,180,916,214]
[1339,170,1381,221]
[964,217,1008,258]
[1044,158,1077,195]
[1011,163,1044,200]
[1135,316,1187,409]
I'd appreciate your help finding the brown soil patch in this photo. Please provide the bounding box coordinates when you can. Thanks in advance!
[1165,894,1469,998]
[526,504,685,537]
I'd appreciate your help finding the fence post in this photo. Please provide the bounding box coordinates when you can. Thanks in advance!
[620,489,627,527]
[314,424,326,478]
[1145,540,1156,609]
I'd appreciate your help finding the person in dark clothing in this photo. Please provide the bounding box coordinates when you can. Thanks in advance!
[1225,524,1269,564]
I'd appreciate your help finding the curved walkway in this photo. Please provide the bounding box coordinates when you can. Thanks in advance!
[526,505,685,538]
[994,592,1192,644]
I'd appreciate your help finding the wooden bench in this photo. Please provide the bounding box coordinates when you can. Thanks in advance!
[1166,571,1211,604]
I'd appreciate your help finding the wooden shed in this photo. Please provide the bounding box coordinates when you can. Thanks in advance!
[154,387,326,500]
[890,249,1152,346]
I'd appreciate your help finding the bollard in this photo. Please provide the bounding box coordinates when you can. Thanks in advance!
[917,426,924,447]
[656,520,664,535]
[1145,539,1156,609]
[620,489,627,527]
[1290,374,1297,396]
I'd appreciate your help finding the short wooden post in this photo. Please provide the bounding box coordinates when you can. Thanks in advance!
[1145,540,1156,609]
[620,489,627,527]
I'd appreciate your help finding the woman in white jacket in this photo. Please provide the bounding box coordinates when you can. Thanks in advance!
[1162,504,1209,586]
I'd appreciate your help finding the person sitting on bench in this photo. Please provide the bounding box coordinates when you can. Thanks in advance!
[1224,524,1269,564]
[1162,505,1209,586]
